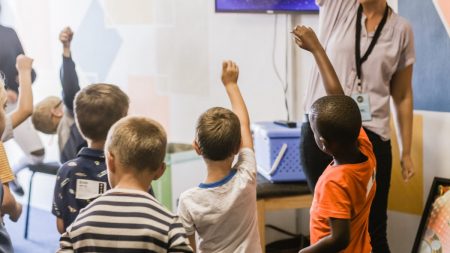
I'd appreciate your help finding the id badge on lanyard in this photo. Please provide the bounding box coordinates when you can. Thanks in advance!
[353,3,389,122]
[351,92,372,122]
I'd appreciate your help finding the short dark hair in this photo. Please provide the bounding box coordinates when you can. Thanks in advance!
[196,107,241,161]
[310,95,361,146]
[74,83,129,142]
[106,116,167,172]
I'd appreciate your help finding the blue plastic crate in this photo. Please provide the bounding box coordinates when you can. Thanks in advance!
[252,122,305,182]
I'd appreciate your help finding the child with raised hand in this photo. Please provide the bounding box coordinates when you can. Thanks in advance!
[2,53,39,196]
[49,27,131,234]
[293,25,377,253]
[177,61,261,252]
[0,54,35,222]
[52,82,129,233]
[32,27,87,164]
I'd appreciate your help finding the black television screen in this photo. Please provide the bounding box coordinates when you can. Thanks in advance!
[216,0,319,13]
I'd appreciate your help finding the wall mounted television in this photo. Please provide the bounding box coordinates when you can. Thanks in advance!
[215,0,319,13]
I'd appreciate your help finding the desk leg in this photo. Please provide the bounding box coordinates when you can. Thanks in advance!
[24,171,36,239]
[257,200,265,253]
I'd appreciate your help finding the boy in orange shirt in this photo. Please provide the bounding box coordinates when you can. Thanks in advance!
[293,26,377,253]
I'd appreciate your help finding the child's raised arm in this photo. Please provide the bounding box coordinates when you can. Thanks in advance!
[221,61,253,150]
[293,26,344,96]
[293,25,353,253]
[9,55,34,129]
[59,27,80,115]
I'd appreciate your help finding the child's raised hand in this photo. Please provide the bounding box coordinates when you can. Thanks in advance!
[59,27,74,48]
[15,54,33,73]
[292,25,321,53]
[221,60,239,86]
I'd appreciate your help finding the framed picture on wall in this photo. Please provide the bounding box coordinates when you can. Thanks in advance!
[412,177,450,253]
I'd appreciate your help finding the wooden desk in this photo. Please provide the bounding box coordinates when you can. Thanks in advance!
[256,174,313,253]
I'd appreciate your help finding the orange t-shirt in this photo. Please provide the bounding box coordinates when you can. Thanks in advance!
[310,128,377,253]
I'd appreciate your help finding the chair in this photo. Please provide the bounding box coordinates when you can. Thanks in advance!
[24,162,60,239]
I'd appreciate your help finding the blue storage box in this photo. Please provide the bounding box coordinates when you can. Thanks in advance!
[252,122,305,182]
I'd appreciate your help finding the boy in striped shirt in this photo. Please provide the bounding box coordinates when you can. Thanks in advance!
[58,116,192,253]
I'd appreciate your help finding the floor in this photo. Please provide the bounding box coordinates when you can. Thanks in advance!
[4,205,60,253]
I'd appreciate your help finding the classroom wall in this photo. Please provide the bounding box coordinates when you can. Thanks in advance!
[0,0,295,139]
[385,1,450,252]
[2,0,450,252]
[0,0,311,244]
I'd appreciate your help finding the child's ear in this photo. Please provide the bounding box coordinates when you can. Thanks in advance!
[319,137,328,152]
[154,162,166,181]
[106,151,117,188]
[233,142,240,155]
[51,107,64,118]
[192,140,202,155]
[106,151,116,174]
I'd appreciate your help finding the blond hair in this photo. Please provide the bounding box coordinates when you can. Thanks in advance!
[74,83,129,142]
[106,116,167,172]
[32,96,61,134]
[196,107,241,161]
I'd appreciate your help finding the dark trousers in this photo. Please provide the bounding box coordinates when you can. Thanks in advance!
[299,121,392,253]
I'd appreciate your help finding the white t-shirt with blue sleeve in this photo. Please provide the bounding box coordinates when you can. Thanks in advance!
[177,148,262,253]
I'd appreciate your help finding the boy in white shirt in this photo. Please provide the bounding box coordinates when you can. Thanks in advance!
[177,61,261,253]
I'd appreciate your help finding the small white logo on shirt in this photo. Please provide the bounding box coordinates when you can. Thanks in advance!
[366,168,376,198]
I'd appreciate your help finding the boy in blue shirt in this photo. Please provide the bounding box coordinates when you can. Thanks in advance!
[51,28,130,233]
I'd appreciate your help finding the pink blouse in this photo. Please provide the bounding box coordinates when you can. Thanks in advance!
[304,0,415,140]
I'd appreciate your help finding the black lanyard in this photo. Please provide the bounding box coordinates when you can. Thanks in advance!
[355,3,389,91]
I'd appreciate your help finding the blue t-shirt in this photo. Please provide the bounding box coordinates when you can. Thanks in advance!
[52,147,108,230]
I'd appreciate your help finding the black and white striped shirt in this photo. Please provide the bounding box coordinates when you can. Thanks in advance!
[58,188,193,253]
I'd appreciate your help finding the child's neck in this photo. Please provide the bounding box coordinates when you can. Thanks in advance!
[204,156,234,184]
[113,172,153,192]
[332,144,366,166]
[88,140,105,150]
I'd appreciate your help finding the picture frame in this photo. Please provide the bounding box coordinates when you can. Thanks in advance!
[412,177,450,253]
